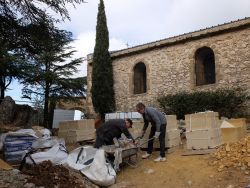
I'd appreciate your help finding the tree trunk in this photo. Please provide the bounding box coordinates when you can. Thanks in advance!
[0,77,5,104]
[0,87,4,104]
[48,99,56,129]
[43,83,50,128]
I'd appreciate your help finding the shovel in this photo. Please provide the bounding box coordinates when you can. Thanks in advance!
[136,137,155,148]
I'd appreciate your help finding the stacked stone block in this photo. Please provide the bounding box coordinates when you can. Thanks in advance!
[58,119,95,143]
[165,115,181,148]
[185,111,223,150]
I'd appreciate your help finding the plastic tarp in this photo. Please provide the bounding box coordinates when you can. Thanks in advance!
[0,128,51,151]
[25,139,68,165]
[6,129,39,138]
[81,149,116,187]
[32,138,61,149]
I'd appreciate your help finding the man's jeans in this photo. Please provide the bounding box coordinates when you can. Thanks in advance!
[147,124,167,157]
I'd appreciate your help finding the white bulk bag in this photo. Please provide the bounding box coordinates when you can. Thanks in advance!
[66,146,97,171]
[81,149,116,187]
[25,143,68,165]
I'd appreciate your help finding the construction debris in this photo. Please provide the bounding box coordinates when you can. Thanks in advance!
[209,135,250,173]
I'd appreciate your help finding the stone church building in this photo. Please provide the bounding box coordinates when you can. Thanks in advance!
[86,17,250,116]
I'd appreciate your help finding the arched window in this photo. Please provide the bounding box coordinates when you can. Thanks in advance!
[133,62,147,94]
[195,47,216,86]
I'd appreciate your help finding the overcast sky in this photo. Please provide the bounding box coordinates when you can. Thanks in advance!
[6,0,250,102]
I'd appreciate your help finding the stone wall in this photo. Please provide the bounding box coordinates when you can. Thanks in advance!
[56,98,86,112]
[0,96,38,128]
[86,18,250,115]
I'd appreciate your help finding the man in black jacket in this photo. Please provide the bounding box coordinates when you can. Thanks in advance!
[94,118,134,148]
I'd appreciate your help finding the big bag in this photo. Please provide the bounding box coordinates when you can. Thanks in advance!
[81,149,116,187]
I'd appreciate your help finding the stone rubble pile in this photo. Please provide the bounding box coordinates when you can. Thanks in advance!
[210,136,250,173]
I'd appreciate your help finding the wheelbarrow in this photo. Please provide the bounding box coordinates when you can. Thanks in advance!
[102,137,155,170]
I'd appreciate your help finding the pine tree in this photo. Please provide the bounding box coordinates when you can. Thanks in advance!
[91,0,115,120]
[21,18,86,128]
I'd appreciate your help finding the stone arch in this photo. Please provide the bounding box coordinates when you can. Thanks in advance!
[195,46,216,86]
[133,62,147,94]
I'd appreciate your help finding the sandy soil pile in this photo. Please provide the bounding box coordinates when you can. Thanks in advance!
[210,136,250,173]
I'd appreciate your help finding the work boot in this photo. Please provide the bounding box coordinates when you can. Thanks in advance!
[154,156,166,162]
[142,153,151,159]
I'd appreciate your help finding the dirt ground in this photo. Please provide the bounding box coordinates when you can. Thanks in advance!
[112,146,249,188]
[2,133,250,188]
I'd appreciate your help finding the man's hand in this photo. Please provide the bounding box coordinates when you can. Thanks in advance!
[154,131,161,139]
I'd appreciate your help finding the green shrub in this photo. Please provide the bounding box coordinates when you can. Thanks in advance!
[158,87,250,120]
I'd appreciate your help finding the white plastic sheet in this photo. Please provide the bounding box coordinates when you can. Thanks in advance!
[32,138,62,149]
[8,129,39,138]
[25,141,68,165]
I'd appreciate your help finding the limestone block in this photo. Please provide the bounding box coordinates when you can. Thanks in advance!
[67,130,95,137]
[130,121,144,138]
[58,119,95,143]
[167,129,180,140]
[227,118,247,137]
[65,134,95,143]
[59,119,95,131]
[58,121,70,130]
[220,121,242,143]
[130,117,178,137]
[187,137,222,150]
[186,128,222,139]
[221,127,242,143]
[166,115,178,130]
[185,111,220,131]
[140,128,181,149]
[186,128,223,149]
[166,137,181,148]
[166,129,181,148]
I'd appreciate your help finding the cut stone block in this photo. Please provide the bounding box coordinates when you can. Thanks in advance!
[65,134,95,143]
[167,129,180,139]
[67,130,95,137]
[166,137,181,148]
[220,121,242,143]
[130,121,144,138]
[185,111,220,131]
[59,119,95,130]
[186,128,223,149]
[165,115,178,130]
[186,136,222,150]
[186,128,222,139]
[227,118,247,137]
[130,119,181,148]
[58,119,95,143]
[58,130,68,138]
[139,128,181,149]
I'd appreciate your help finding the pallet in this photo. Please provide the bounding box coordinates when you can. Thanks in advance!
[181,149,216,156]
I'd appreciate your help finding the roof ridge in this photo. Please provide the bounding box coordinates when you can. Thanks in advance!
[112,17,250,54]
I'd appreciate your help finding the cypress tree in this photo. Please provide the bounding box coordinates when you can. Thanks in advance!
[91,0,115,120]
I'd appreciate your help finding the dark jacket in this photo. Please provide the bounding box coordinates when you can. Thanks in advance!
[96,119,134,145]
